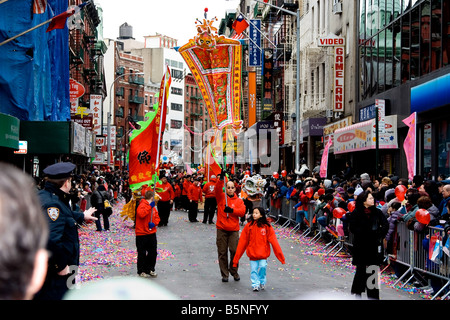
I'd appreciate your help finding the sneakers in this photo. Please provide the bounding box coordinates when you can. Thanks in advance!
[139,271,157,278]
[252,284,265,291]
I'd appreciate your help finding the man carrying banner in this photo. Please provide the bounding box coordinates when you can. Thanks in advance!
[215,168,246,282]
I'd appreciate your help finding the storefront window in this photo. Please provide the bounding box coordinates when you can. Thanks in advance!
[438,119,450,177]
[378,29,386,93]
[430,0,442,71]
[393,0,401,19]
[401,13,410,83]
[372,34,379,94]
[393,20,401,86]
[423,123,432,178]
[410,6,420,80]
[420,1,431,76]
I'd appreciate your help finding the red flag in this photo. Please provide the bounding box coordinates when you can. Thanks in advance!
[33,0,47,14]
[128,67,171,191]
[232,14,249,35]
[206,142,222,177]
[46,8,76,32]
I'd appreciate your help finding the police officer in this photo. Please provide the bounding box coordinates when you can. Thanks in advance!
[34,162,97,300]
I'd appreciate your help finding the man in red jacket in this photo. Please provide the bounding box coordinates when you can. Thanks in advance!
[135,189,160,278]
[188,179,203,222]
[215,169,246,282]
[155,175,175,226]
[202,175,217,224]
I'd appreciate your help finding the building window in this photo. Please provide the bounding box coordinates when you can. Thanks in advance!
[171,119,182,129]
[171,87,182,95]
[171,103,182,111]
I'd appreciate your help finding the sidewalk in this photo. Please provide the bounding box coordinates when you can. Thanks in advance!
[75,200,427,300]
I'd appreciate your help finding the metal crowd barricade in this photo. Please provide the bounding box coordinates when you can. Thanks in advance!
[390,222,450,300]
[266,194,450,299]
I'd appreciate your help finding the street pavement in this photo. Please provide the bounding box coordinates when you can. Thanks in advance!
[72,202,425,301]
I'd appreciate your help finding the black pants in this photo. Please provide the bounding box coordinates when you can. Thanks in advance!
[203,197,217,223]
[181,195,189,210]
[189,201,198,222]
[34,272,73,300]
[136,233,157,274]
[157,200,171,226]
[95,211,110,231]
[351,264,380,299]
[242,199,253,222]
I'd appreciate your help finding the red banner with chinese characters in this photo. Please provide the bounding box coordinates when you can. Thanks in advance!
[128,67,171,190]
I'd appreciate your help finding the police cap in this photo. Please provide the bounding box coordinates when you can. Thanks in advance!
[43,162,76,179]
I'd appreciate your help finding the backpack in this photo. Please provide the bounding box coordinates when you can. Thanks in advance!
[100,191,113,217]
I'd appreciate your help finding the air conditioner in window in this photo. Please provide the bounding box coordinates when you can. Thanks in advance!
[333,2,342,14]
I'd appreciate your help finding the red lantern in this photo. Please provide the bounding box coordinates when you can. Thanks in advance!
[395,185,407,201]
[305,187,314,198]
[415,208,430,225]
[273,172,279,179]
[347,201,356,212]
[281,170,287,177]
[333,207,346,219]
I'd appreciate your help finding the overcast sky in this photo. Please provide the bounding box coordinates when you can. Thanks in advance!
[94,0,241,46]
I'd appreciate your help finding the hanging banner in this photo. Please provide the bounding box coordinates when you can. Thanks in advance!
[249,19,261,67]
[248,71,257,128]
[403,112,417,180]
[263,49,273,114]
[320,137,332,178]
[178,16,243,135]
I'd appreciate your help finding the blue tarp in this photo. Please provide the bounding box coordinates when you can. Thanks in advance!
[0,0,70,121]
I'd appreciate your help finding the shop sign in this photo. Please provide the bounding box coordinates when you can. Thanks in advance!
[334,46,345,112]
[334,115,398,154]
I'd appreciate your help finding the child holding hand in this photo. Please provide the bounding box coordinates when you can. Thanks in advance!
[232,207,285,291]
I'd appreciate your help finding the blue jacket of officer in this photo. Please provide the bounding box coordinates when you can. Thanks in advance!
[38,162,85,274]
[39,181,85,273]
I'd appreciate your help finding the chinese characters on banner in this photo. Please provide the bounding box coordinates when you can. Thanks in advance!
[263,49,273,114]
[249,19,261,67]
[273,111,284,145]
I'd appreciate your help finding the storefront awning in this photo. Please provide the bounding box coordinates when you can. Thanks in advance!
[333,115,398,154]
[20,121,71,154]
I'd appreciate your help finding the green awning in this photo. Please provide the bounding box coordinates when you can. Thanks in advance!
[0,112,20,149]
[20,121,71,154]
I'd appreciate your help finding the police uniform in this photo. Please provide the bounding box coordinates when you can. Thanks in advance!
[34,162,85,300]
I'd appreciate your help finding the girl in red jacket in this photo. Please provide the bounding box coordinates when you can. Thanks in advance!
[233,207,285,291]
[135,189,160,278]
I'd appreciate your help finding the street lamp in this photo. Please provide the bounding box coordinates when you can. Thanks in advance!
[107,72,144,169]
[254,0,301,172]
